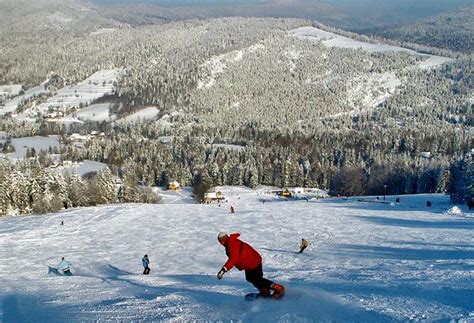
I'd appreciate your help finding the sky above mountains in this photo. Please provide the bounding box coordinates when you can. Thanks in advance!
[90,0,472,29]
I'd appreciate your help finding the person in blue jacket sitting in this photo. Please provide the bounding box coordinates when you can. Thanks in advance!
[58,257,72,276]
[142,254,151,275]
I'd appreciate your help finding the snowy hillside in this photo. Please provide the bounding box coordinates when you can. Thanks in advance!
[116,107,160,124]
[291,26,453,69]
[68,103,115,123]
[0,85,22,99]
[20,69,120,121]
[0,188,473,322]
[0,81,48,116]
[0,69,120,121]
[0,135,61,160]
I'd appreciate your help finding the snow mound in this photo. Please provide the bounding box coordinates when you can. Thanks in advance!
[444,206,465,217]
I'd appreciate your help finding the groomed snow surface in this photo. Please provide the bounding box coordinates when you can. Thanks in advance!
[0,188,473,322]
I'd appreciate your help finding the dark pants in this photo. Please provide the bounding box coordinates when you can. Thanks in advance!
[245,263,272,291]
[143,266,150,275]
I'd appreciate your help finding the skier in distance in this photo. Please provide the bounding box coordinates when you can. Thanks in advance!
[142,254,151,275]
[58,257,72,276]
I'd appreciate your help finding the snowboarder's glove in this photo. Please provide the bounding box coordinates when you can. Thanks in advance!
[217,267,227,280]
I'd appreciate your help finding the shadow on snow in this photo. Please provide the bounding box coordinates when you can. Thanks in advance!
[353,215,474,230]
[34,264,395,322]
[332,243,474,261]
[317,196,470,216]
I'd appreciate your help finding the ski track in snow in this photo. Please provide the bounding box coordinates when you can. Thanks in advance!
[0,189,473,322]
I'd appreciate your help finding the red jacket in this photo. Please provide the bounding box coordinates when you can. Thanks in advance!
[223,233,262,271]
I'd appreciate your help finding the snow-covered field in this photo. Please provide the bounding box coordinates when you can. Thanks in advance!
[116,107,160,124]
[28,69,120,118]
[0,69,121,121]
[0,187,472,322]
[0,81,48,116]
[68,103,115,122]
[0,135,61,160]
[55,160,109,177]
[0,84,22,99]
[291,26,453,69]
[0,69,120,121]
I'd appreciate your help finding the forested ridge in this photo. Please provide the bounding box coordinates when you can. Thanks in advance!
[0,1,472,216]
[366,5,474,54]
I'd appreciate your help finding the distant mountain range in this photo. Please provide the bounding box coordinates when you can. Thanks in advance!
[90,0,473,30]
[365,5,474,53]
[92,0,263,6]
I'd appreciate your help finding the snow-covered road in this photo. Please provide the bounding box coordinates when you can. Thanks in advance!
[0,188,472,322]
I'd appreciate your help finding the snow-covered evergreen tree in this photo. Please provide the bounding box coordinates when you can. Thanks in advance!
[0,160,12,216]
[90,168,116,205]
[10,171,32,214]
[66,173,90,207]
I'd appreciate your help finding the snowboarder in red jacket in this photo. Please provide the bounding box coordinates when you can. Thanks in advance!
[217,232,285,298]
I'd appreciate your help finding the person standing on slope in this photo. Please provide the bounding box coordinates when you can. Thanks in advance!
[216,232,284,298]
[58,257,72,276]
[299,238,309,253]
[142,254,151,275]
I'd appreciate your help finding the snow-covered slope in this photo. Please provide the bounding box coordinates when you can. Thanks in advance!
[116,107,160,124]
[0,69,121,121]
[0,84,22,99]
[68,103,115,122]
[197,44,264,89]
[55,160,109,177]
[0,135,61,160]
[0,81,48,116]
[291,26,453,69]
[0,188,473,322]
[27,69,120,119]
